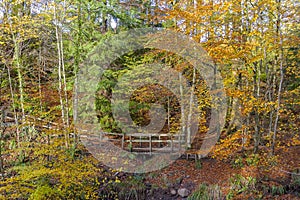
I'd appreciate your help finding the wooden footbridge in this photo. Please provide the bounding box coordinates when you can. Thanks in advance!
[1,108,215,159]
[96,132,186,154]
[96,132,214,159]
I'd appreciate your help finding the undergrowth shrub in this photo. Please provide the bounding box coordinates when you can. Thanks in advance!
[226,174,259,199]
[114,175,146,200]
[188,183,223,200]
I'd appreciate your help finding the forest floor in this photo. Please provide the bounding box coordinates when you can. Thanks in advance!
[143,158,234,200]
[135,145,299,199]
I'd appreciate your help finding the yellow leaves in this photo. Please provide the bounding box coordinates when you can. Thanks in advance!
[251,14,259,23]
[207,44,236,61]
[219,2,231,13]
[291,134,300,146]
[1,13,39,43]
[0,134,106,199]
[247,55,263,65]
[248,30,261,37]
[66,16,78,22]
[9,0,27,6]
[115,177,121,183]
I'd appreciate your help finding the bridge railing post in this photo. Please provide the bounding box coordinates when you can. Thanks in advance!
[121,134,124,149]
[149,134,152,155]
[139,135,142,148]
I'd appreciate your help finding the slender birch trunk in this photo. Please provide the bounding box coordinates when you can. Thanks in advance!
[253,63,260,153]
[60,0,70,128]
[179,73,186,149]
[187,67,196,149]
[271,0,284,154]
[54,4,68,147]
[272,1,284,154]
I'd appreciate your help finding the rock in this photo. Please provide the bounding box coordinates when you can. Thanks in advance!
[176,176,183,184]
[170,188,177,195]
[178,188,190,198]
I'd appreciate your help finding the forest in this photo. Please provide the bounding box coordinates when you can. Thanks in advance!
[0,0,299,199]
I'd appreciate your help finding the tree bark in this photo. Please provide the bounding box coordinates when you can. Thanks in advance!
[179,72,186,150]
[187,67,196,148]
[54,4,68,147]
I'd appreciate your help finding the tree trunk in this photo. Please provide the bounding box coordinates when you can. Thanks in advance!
[54,4,68,148]
[6,64,20,147]
[179,72,186,150]
[253,63,260,153]
[272,0,284,154]
[187,67,196,148]
[10,29,25,123]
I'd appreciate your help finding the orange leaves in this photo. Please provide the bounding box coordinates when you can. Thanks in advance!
[290,134,300,147]
[212,130,244,160]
